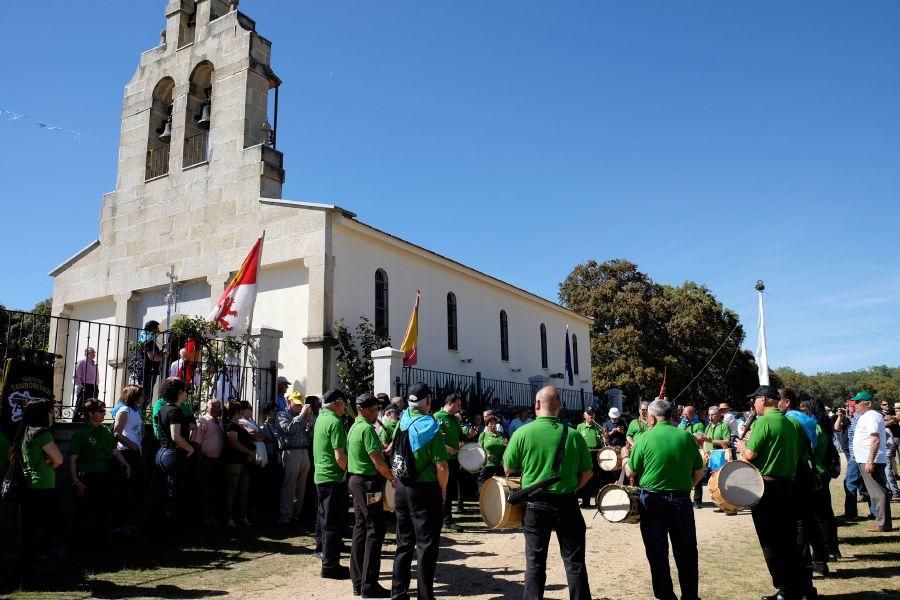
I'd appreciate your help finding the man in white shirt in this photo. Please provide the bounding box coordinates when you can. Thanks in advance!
[169,348,200,388]
[852,395,893,532]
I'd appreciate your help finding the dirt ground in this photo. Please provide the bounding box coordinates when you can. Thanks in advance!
[7,478,900,600]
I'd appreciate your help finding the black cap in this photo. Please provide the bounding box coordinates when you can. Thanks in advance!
[407,382,432,402]
[584,408,595,415]
[383,404,400,415]
[322,388,346,405]
[747,385,780,401]
[356,393,380,409]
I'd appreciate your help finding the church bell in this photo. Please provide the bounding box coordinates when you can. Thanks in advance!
[195,102,212,130]
[158,115,172,143]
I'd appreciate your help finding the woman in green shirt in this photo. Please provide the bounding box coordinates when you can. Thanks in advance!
[69,399,131,549]
[17,398,63,584]
[477,416,507,493]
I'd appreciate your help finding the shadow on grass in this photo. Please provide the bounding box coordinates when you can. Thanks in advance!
[91,581,228,599]
[819,592,900,599]
[840,534,900,546]
[830,564,900,580]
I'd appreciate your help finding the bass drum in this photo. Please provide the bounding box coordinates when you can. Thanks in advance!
[479,476,524,530]
[383,481,396,512]
[596,484,640,524]
[709,461,764,513]
[597,447,623,472]
[459,443,488,474]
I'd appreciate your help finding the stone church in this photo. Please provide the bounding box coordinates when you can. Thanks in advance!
[50,0,592,398]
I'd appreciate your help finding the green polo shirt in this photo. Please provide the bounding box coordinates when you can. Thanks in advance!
[812,424,829,476]
[380,419,397,447]
[627,421,703,493]
[626,419,648,441]
[746,409,799,478]
[704,421,731,452]
[23,429,56,490]
[434,409,463,461]
[479,429,506,466]
[504,417,592,495]
[576,422,603,449]
[348,416,382,476]
[0,430,9,477]
[678,420,705,435]
[401,409,449,483]
[69,423,116,474]
[313,408,348,484]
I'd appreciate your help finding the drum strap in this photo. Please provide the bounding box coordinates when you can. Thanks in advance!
[508,425,569,505]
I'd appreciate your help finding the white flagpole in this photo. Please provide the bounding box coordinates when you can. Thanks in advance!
[755,280,769,385]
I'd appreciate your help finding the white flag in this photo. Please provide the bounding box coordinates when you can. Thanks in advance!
[756,290,769,385]
[208,237,263,337]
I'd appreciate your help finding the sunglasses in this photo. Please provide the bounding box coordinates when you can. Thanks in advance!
[89,408,106,414]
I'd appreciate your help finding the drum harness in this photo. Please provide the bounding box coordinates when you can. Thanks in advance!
[507,424,569,505]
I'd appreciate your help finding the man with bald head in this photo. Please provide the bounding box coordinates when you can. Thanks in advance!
[504,386,593,600]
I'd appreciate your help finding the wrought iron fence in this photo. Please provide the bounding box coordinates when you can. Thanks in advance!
[394,366,596,418]
[183,131,209,168]
[0,309,276,422]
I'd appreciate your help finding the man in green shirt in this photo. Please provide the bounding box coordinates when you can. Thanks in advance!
[434,393,463,528]
[626,401,650,447]
[379,405,399,449]
[692,406,732,509]
[576,408,603,508]
[347,393,394,598]
[624,398,704,600]
[391,383,448,600]
[737,385,810,600]
[312,388,349,580]
[504,386,593,600]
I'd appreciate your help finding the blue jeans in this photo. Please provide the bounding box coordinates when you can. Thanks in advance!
[155,448,187,524]
[638,490,699,600]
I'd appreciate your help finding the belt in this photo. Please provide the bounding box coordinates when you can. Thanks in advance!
[283,446,309,450]
[641,489,690,499]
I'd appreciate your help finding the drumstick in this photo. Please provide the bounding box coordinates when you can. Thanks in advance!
[738,409,757,441]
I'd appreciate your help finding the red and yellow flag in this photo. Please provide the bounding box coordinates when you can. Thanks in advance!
[400,291,420,367]
[208,236,263,337]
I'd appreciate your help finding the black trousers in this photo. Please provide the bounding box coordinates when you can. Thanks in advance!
[751,479,809,597]
[117,448,144,529]
[578,463,602,507]
[796,477,828,572]
[392,481,442,600]
[477,466,503,495]
[443,459,460,522]
[16,487,59,581]
[74,384,98,422]
[638,490,699,600]
[811,483,839,556]
[73,470,115,550]
[349,474,387,593]
[523,493,591,600]
[316,481,348,570]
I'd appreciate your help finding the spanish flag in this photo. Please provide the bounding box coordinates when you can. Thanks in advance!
[400,291,420,367]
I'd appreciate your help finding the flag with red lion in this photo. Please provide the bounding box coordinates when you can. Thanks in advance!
[208,236,263,337]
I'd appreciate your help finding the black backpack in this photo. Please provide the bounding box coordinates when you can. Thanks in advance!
[391,415,428,486]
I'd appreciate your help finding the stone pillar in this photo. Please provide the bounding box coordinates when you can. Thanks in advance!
[249,326,282,419]
[372,347,404,397]
[303,251,335,396]
[195,0,212,31]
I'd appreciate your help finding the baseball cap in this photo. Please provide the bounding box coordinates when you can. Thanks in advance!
[608,407,620,419]
[853,390,873,403]
[322,388,346,405]
[277,376,290,386]
[407,382,432,402]
[356,393,380,409]
[747,385,780,400]
[585,408,595,415]
[288,391,305,405]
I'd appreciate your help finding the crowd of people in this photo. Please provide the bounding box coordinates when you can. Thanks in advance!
[2,370,898,599]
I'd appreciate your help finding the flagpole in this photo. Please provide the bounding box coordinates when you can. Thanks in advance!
[755,280,769,385]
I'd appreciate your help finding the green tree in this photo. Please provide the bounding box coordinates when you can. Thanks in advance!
[332,316,391,399]
[0,298,52,353]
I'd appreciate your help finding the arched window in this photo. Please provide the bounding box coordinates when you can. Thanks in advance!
[572,334,580,375]
[374,269,389,335]
[183,61,214,168]
[540,323,548,369]
[447,292,458,351]
[499,310,509,362]
[146,77,175,180]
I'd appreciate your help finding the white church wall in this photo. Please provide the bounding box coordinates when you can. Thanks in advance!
[253,260,309,394]
[331,222,592,393]
[132,278,212,328]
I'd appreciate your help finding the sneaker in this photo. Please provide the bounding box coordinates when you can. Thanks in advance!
[362,585,391,598]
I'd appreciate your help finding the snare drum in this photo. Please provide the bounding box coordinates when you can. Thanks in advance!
[479,476,524,530]
[709,461,764,513]
[383,481,396,512]
[597,447,623,472]
[596,484,640,524]
[459,443,488,474]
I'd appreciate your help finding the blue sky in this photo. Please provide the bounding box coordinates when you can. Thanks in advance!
[1,1,899,375]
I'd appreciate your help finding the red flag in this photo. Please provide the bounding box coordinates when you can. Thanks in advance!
[658,370,667,400]
[208,237,263,336]
[400,292,420,367]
